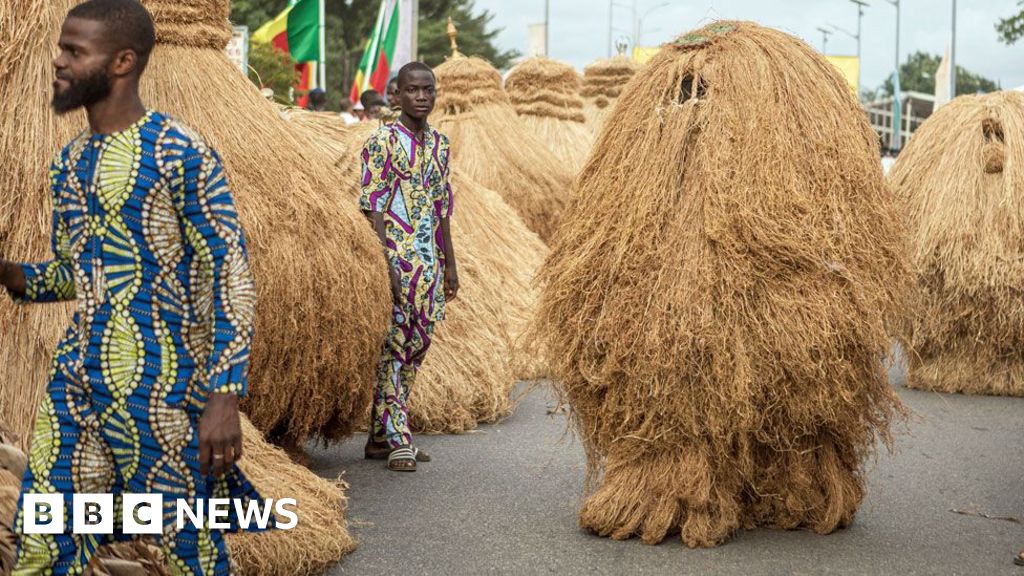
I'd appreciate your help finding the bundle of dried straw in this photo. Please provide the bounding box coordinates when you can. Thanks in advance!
[433,56,570,243]
[536,21,909,548]
[505,57,594,172]
[892,91,1024,396]
[580,56,640,132]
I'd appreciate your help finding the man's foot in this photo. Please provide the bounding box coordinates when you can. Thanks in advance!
[387,447,417,472]
[1014,550,1024,566]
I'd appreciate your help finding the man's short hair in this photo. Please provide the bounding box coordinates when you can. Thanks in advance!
[360,89,382,109]
[68,0,156,73]
[397,62,435,88]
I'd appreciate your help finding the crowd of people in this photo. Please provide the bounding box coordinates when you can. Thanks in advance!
[306,77,402,126]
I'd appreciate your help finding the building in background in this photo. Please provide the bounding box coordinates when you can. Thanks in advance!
[866,91,935,151]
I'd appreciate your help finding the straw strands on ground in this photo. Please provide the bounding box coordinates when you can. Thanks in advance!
[0,0,391,455]
[536,21,908,548]
[891,91,1024,396]
[283,111,549,432]
[505,57,594,172]
[0,418,353,576]
[580,56,640,132]
[433,56,571,243]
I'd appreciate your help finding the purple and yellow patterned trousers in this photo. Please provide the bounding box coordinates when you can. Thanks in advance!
[370,304,435,448]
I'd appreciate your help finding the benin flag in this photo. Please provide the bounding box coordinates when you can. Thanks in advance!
[349,0,414,104]
[252,0,321,104]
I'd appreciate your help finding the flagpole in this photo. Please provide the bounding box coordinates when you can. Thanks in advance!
[318,0,326,89]
[412,0,420,61]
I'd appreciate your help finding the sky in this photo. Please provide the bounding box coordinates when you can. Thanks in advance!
[470,0,1024,92]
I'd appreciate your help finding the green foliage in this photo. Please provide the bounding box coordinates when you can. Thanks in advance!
[877,51,999,99]
[996,1,1024,44]
[247,40,298,104]
[229,0,518,107]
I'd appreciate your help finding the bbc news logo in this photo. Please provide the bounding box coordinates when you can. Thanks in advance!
[22,494,298,534]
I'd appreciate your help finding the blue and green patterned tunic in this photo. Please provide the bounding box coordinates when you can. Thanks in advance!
[10,111,263,575]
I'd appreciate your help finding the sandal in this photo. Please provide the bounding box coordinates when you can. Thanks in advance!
[365,441,431,462]
[387,447,417,472]
[1014,550,1024,566]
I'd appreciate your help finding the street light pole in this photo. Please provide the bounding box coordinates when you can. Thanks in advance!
[545,0,550,56]
[816,26,833,54]
[638,3,669,46]
[850,0,869,93]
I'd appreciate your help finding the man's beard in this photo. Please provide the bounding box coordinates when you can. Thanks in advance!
[51,65,113,115]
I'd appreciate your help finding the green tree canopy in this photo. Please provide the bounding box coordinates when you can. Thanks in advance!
[230,0,519,108]
[877,51,999,98]
[997,1,1024,44]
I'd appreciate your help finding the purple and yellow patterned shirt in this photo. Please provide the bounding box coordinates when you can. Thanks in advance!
[360,121,454,322]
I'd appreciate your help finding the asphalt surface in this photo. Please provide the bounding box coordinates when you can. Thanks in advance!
[311,356,1024,576]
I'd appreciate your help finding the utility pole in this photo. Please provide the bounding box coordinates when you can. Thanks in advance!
[850,0,868,93]
[544,0,550,56]
[816,26,833,54]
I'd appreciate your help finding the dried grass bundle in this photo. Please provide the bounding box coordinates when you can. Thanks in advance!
[0,0,391,454]
[282,112,549,432]
[891,91,1024,395]
[505,57,594,171]
[433,56,571,243]
[0,417,354,576]
[536,21,909,548]
[581,56,640,131]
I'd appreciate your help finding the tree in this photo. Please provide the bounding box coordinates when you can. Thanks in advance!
[247,40,298,104]
[996,1,1024,44]
[877,51,999,98]
[229,0,518,108]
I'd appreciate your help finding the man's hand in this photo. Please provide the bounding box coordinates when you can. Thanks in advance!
[0,261,26,298]
[444,266,459,302]
[199,392,243,477]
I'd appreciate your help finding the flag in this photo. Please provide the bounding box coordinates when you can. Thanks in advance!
[349,0,414,104]
[891,70,902,151]
[252,0,322,105]
[934,45,951,109]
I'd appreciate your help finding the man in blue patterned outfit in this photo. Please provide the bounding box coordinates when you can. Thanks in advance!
[0,1,265,573]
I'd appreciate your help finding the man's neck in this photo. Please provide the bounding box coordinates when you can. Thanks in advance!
[86,88,147,135]
[399,112,427,136]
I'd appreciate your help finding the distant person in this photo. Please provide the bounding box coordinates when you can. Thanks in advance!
[359,62,459,472]
[340,98,359,125]
[353,100,366,121]
[360,89,384,120]
[386,76,400,109]
[307,87,327,111]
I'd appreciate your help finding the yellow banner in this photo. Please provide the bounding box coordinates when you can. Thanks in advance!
[826,55,860,94]
[632,46,661,64]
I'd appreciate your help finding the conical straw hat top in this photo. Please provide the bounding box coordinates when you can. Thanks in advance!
[143,0,231,49]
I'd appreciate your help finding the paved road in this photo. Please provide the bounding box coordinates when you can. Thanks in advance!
[312,359,1024,576]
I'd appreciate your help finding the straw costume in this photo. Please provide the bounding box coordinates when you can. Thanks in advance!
[537,21,908,547]
[893,91,1024,396]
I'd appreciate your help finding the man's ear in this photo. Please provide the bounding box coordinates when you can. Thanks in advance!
[110,49,139,77]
